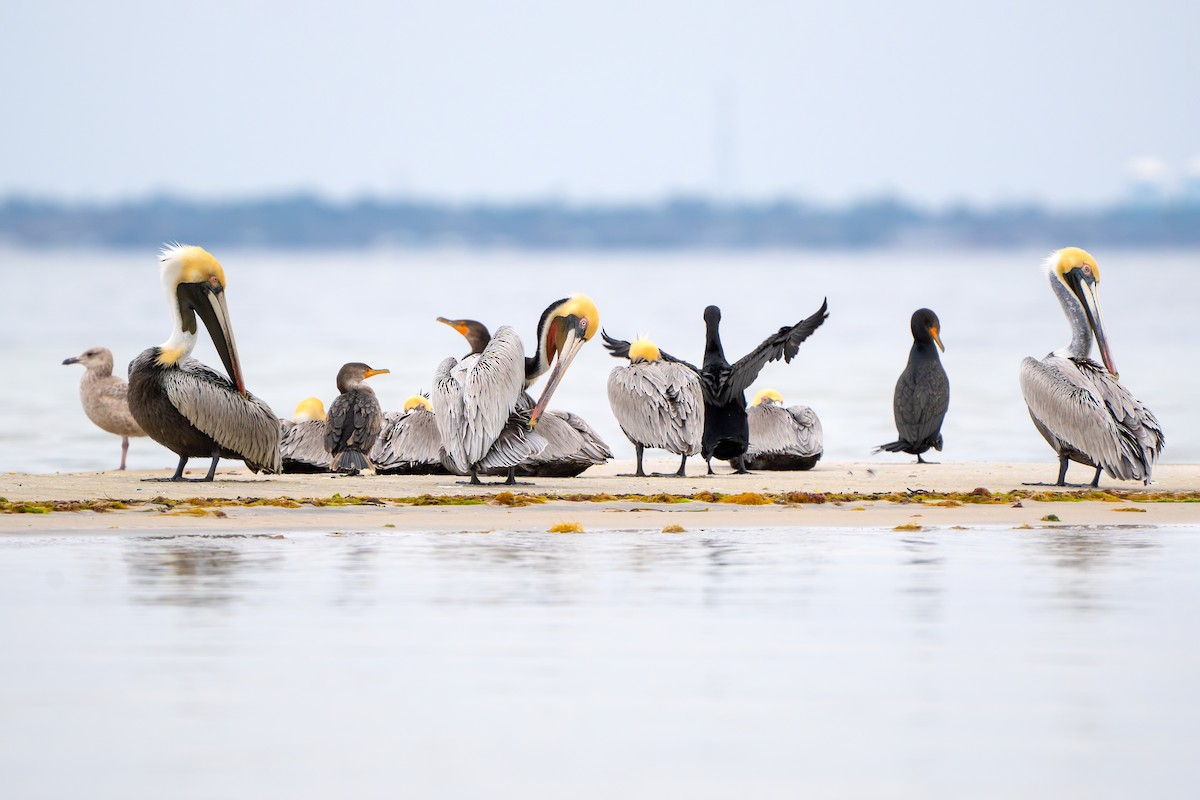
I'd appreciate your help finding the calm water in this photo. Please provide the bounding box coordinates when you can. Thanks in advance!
[1,525,1197,798]
[0,247,1196,473]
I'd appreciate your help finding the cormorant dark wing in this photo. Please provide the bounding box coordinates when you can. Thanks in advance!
[601,329,701,373]
[718,299,829,405]
[325,390,382,456]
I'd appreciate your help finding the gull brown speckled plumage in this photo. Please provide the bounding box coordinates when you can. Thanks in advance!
[63,346,147,470]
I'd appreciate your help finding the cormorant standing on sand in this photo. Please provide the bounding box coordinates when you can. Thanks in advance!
[876,308,949,463]
[326,362,389,474]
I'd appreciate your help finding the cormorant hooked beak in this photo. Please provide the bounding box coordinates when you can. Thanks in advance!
[180,280,246,395]
[929,326,945,353]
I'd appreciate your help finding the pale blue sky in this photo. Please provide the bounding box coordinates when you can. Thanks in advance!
[2,0,1196,205]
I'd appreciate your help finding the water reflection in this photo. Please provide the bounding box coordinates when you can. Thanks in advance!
[898,535,945,626]
[124,535,286,607]
[1030,529,1160,615]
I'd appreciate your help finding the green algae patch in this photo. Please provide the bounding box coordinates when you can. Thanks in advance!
[1041,514,1061,522]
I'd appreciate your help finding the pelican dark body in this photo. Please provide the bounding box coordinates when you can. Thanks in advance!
[876,308,949,463]
[126,245,280,482]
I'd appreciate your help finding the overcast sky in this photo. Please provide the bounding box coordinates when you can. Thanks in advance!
[2,0,1196,206]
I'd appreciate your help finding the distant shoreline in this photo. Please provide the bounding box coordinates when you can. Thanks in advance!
[4,195,1199,250]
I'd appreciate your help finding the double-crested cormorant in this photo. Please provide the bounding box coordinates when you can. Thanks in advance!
[432,295,599,485]
[739,388,823,471]
[372,394,449,475]
[127,245,280,481]
[280,398,331,473]
[600,333,704,477]
[633,301,828,474]
[63,347,146,470]
[1019,248,1164,487]
[876,308,949,463]
[436,312,611,479]
[325,362,389,475]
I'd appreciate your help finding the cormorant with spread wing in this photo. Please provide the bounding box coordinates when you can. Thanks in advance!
[606,299,828,474]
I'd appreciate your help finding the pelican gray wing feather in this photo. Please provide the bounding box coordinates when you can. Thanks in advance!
[280,420,331,471]
[524,410,613,467]
[433,325,529,474]
[161,357,281,473]
[1020,355,1164,482]
[747,404,823,459]
[373,409,445,470]
[607,362,704,455]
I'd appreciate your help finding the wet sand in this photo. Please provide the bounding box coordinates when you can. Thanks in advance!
[3,459,1198,532]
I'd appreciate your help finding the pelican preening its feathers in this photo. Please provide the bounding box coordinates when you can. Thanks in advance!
[433,294,601,484]
[738,389,823,471]
[601,333,704,477]
[876,308,949,463]
[372,394,449,475]
[1019,248,1163,487]
[127,245,281,481]
[280,398,332,473]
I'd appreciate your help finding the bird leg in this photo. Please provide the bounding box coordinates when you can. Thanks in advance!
[504,466,517,485]
[706,456,714,475]
[1090,466,1102,489]
[916,454,939,465]
[733,455,751,475]
[652,453,691,479]
[1022,456,1093,488]
[457,468,485,486]
[142,454,189,482]
[618,444,648,478]
[119,436,129,471]
[200,449,222,482]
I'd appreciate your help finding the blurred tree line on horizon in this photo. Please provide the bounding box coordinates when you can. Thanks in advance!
[2,194,1198,250]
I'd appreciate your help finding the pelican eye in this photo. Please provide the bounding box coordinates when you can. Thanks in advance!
[208,276,222,290]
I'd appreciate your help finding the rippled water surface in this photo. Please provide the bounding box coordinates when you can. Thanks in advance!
[2,526,1198,798]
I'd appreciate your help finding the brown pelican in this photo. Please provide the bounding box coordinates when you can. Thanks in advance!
[1020,248,1164,487]
[600,334,703,477]
[739,389,823,471]
[127,245,280,481]
[280,398,331,473]
[432,295,599,485]
[605,301,829,474]
[436,313,612,478]
[326,362,389,475]
[875,308,949,463]
[62,347,147,470]
[372,394,449,475]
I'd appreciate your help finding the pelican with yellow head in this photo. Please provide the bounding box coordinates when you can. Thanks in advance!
[601,331,704,477]
[433,294,600,484]
[373,394,451,475]
[127,245,281,481]
[1019,248,1163,486]
[739,388,823,471]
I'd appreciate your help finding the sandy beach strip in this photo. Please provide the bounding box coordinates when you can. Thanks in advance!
[2,459,1198,533]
